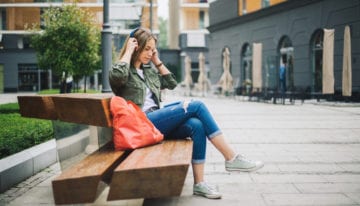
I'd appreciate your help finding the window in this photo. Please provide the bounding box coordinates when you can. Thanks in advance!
[18,64,40,91]
[310,29,324,93]
[262,0,270,8]
[278,36,294,91]
[242,0,247,14]
[241,43,252,94]
[18,64,52,91]
[187,33,205,47]
[0,8,6,30]
[199,11,205,29]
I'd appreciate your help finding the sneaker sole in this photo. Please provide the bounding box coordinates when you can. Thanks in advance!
[193,191,222,199]
[225,163,264,172]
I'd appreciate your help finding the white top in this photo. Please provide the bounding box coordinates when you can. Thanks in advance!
[136,68,158,112]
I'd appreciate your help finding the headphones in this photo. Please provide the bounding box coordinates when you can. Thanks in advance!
[129,27,139,38]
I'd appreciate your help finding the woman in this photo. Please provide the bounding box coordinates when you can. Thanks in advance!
[109,28,264,199]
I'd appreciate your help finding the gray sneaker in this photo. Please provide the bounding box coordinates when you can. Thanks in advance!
[193,182,222,199]
[225,154,264,172]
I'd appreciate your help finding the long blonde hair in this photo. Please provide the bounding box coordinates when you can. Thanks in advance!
[119,28,157,67]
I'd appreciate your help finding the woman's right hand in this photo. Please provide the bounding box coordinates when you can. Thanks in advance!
[120,38,138,63]
[127,38,138,54]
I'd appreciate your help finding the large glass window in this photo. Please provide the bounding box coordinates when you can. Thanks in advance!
[262,0,270,8]
[241,43,252,94]
[18,64,52,92]
[278,36,294,92]
[242,0,247,14]
[0,8,6,30]
[310,29,324,93]
[199,11,205,29]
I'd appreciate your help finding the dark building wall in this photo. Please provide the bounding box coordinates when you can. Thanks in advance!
[159,49,181,82]
[0,34,38,92]
[208,0,360,92]
[0,50,37,92]
[209,0,238,26]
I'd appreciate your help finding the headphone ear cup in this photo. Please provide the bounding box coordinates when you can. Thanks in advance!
[130,28,139,38]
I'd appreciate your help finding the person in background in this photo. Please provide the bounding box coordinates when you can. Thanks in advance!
[279,58,286,94]
[109,27,264,199]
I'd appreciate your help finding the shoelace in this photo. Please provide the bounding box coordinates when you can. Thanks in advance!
[236,154,254,164]
[199,182,218,193]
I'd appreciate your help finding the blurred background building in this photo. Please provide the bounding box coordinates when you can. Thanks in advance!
[208,0,359,100]
[167,0,210,86]
[0,0,159,92]
[3,0,357,101]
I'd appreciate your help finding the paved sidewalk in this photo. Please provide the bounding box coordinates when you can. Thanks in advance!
[1,90,360,206]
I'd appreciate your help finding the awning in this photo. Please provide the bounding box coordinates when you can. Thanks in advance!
[342,25,352,97]
[252,43,262,91]
[218,48,233,94]
[322,29,335,94]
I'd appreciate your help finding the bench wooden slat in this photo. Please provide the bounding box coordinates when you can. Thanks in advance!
[18,94,113,127]
[52,93,113,127]
[52,143,128,205]
[107,139,193,200]
[17,95,57,120]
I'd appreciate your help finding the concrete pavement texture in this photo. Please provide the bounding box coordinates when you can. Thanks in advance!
[1,90,360,206]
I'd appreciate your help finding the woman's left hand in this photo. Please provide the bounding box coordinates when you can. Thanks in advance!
[151,48,161,66]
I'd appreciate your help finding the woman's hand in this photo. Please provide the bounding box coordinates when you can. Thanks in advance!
[151,48,171,75]
[127,38,138,54]
[151,48,161,66]
[119,38,138,63]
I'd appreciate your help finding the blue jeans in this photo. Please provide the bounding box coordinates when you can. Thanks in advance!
[146,100,222,164]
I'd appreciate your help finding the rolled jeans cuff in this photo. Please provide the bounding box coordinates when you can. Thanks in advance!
[208,130,222,139]
[192,159,206,164]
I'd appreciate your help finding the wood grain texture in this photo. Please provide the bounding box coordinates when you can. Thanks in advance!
[52,93,113,127]
[17,95,57,120]
[107,139,193,200]
[52,143,128,204]
[18,93,113,127]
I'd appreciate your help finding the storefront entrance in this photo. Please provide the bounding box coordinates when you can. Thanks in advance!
[278,36,294,92]
[311,29,324,93]
[18,64,50,92]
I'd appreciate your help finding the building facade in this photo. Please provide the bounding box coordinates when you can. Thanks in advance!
[208,0,359,99]
[0,0,158,93]
[168,0,210,85]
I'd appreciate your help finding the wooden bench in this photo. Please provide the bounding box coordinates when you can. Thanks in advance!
[17,94,193,205]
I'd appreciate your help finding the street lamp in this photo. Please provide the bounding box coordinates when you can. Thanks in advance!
[101,0,112,93]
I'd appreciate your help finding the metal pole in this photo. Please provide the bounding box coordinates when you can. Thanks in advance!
[150,0,153,32]
[101,0,112,93]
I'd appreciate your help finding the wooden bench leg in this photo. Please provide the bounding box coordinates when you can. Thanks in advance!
[107,140,193,200]
[52,143,128,204]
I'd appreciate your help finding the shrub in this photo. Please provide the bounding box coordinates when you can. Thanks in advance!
[0,113,53,159]
[0,103,20,114]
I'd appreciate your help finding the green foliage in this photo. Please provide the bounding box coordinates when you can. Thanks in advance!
[30,4,101,86]
[158,17,168,49]
[0,102,89,159]
[38,89,100,94]
[0,113,53,159]
[0,103,19,114]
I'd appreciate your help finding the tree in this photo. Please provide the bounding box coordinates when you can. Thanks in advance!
[158,17,168,49]
[30,4,101,93]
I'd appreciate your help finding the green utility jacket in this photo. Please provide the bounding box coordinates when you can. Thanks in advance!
[109,62,178,108]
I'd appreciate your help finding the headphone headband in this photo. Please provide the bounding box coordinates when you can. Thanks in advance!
[129,27,139,38]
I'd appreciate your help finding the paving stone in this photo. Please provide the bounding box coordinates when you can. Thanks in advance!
[263,193,357,205]
[2,90,360,206]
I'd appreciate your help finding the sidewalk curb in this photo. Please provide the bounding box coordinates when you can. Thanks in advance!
[0,139,57,193]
